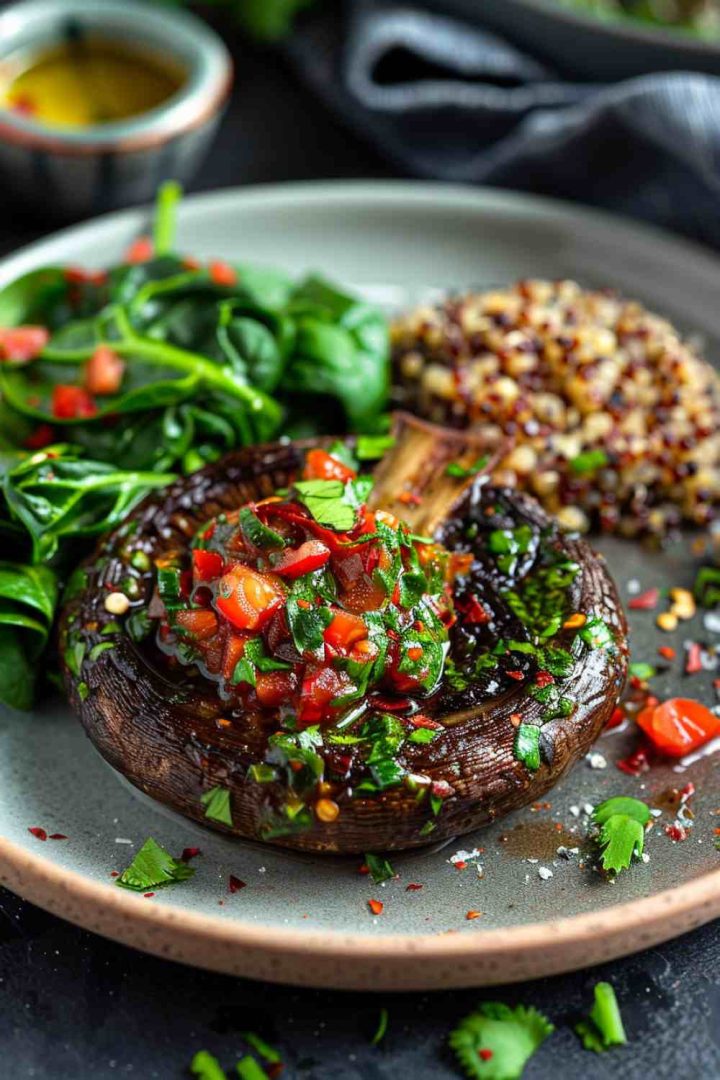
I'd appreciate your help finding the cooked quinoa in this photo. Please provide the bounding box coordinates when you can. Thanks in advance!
[391,279,720,538]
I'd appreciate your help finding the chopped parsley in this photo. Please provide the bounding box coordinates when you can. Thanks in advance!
[371,1007,389,1045]
[190,1051,227,1080]
[628,661,655,680]
[291,476,373,532]
[569,449,609,475]
[116,837,195,892]
[449,1002,554,1079]
[590,796,651,874]
[356,434,395,460]
[201,786,234,827]
[575,982,627,1052]
[514,724,541,771]
[365,852,396,884]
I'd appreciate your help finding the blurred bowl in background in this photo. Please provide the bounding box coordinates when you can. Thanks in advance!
[432,0,720,78]
[0,0,233,221]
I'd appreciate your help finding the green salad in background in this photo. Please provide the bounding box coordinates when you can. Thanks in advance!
[560,0,720,38]
[0,181,389,710]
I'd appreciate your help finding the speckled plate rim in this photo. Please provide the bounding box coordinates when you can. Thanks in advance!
[1,180,720,990]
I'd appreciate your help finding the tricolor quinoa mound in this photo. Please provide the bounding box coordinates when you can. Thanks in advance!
[392,279,720,538]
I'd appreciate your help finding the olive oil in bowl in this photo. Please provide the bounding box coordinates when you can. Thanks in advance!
[1,38,185,127]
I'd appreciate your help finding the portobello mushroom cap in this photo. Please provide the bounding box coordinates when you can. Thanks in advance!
[60,417,628,853]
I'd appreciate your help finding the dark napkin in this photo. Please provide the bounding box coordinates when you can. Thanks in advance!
[286,0,720,247]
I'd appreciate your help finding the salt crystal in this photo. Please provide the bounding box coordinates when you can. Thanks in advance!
[586,752,607,770]
[538,866,553,880]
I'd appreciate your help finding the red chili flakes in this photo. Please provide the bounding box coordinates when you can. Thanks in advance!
[506,669,524,681]
[407,646,423,661]
[535,670,555,688]
[0,325,49,363]
[431,779,454,799]
[454,861,468,871]
[358,862,370,875]
[124,236,153,264]
[665,823,688,843]
[64,267,108,287]
[49,834,68,841]
[405,883,423,891]
[465,910,482,920]
[267,1064,284,1080]
[509,712,522,727]
[629,588,659,610]
[368,899,384,915]
[680,782,695,801]
[110,871,120,878]
[397,491,422,506]
[714,827,720,836]
[685,642,703,675]
[478,1049,494,1062]
[658,645,676,661]
[181,847,202,862]
[228,875,246,893]
[143,892,155,899]
[28,827,47,841]
[209,260,238,288]
[616,748,650,776]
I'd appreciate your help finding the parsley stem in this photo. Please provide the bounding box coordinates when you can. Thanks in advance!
[591,983,627,1047]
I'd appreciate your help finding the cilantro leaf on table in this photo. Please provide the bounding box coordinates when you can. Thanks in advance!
[591,796,651,873]
[365,852,396,884]
[116,837,195,892]
[575,982,627,1052]
[190,1050,227,1079]
[449,1001,554,1079]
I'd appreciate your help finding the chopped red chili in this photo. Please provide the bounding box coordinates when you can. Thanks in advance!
[628,588,660,610]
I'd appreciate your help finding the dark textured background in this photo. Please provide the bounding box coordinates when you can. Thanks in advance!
[1,33,719,1080]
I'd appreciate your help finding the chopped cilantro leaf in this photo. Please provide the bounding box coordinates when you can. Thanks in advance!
[591,796,651,873]
[514,724,541,771]
[365,852,395,884]
[409,727,438,744]
[575,982,627,1052]
[445,455,490,478]
[241,1033,282,1065]
[356,434,395,460]
[238,507,285,550]
[449,1001,554,1079]
[190,1050,227,1079]
[291,477,371,531]
[578,617,614,650]
[201,786,234,826]
[286,577,333,654]
[116,837,195,892]
[628,661,655,680]
[236,1057,270,1080]
[569,449,608,475]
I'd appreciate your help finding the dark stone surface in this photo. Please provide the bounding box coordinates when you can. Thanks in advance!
[1,28,718,1080]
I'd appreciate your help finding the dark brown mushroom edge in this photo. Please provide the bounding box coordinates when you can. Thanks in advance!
[60,413,628,854]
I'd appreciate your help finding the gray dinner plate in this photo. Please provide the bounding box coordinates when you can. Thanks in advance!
[0,181,719,990]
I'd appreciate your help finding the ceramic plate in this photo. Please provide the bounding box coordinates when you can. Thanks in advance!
[1,182,719,991]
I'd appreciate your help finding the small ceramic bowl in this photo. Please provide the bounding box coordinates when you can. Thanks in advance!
[0,0,233,220]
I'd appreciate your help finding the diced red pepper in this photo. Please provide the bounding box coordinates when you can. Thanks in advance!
[535,670,555,688]
[628,588,660,610]
[84,345,125,396]
[606,706,625,730]
[272,539,331,579]
[192,548,224,582]
[368,899,383,915]
[298,666,353,724]
[658,645,676,661]
[636,697,720,757]
[209,260,238,288]
[0,325,49,362]
[215,565,285,631]
[64,267,108,287]
[303,447,356,482]
[324,610,368,654]
[124,236,153,264]
[221,634,248,682]
[463,596,490,624]
[174,609,218,641]
[52,384,97,419]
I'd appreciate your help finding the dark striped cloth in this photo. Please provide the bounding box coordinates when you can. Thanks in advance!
[286,0,720,248]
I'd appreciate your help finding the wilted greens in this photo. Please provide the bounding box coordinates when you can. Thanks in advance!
[0,182,389,710]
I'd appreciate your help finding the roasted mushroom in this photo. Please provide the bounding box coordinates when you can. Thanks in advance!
[60,414,628,853]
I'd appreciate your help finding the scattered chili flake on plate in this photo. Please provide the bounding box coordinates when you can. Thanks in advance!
[406,882,423,891]
[28,827,47,841]
[229,875,246,893]
[466,910,483,920]
[49,833,68,840]
[182,847,202,862]
[368,898,384,915]
[628,588,659,610]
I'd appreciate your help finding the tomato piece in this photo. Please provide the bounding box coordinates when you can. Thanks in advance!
[174,609,218,641]
[298,666,353,725]
[255,670,297,708]
[84,345,125,396]
[0,325,49,362]
[192,548,224,582]
[303,448,356,482]
[52,384,97,419]
[215,565,285,631]
[222,633,249,682]
[636,697,720,757]
[124,236,153,264]
[272,539,331,579]
[209,260,238,287]
[324,610,368,654]
[65,267,108,287]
